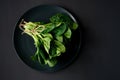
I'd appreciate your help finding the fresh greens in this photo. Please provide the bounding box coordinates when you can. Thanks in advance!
[19,13,78,67]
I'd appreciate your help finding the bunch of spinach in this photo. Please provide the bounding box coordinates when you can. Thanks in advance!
[19,13,78,67]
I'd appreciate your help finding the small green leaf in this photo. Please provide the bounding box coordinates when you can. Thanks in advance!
[54,40,66,53]
[56,48,61,56]
[72,22,78,30]
[64,27,72,39]
[56,36,63,42]
[46,58,57,67]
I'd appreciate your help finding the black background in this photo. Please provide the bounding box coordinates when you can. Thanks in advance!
[1,0,120,80]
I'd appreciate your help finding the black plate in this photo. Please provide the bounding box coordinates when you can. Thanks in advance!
[14,5,81,72]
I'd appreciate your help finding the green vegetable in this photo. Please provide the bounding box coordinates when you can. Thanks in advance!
[64,27,72,39]
[19,13,78,67]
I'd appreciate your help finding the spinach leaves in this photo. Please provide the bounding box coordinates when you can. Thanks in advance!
[19,13,78,67]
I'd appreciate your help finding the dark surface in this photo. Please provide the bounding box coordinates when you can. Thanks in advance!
[0,0,120,80]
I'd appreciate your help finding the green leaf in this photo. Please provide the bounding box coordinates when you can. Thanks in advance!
[42,33,53,54]
[52,23,67,36]
[50,13,63,23]
[31,46,46,65]
[46,58,57,67]
[54,40,66,53]
[50,13,72,25]
[38,49,47,65]
[49,42,57,58]
[42,33,53,39]
[56,48,62,56]
[49,40,66,58]
[64,27,72,39]
[42,37,51,54]
[42,23,55,33]
[71,22,78,30]
[56,36,63,42]
[33,35,40,47]
[53,22,62,27]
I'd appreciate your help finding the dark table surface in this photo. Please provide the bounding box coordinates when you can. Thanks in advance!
[1,0,120,80]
